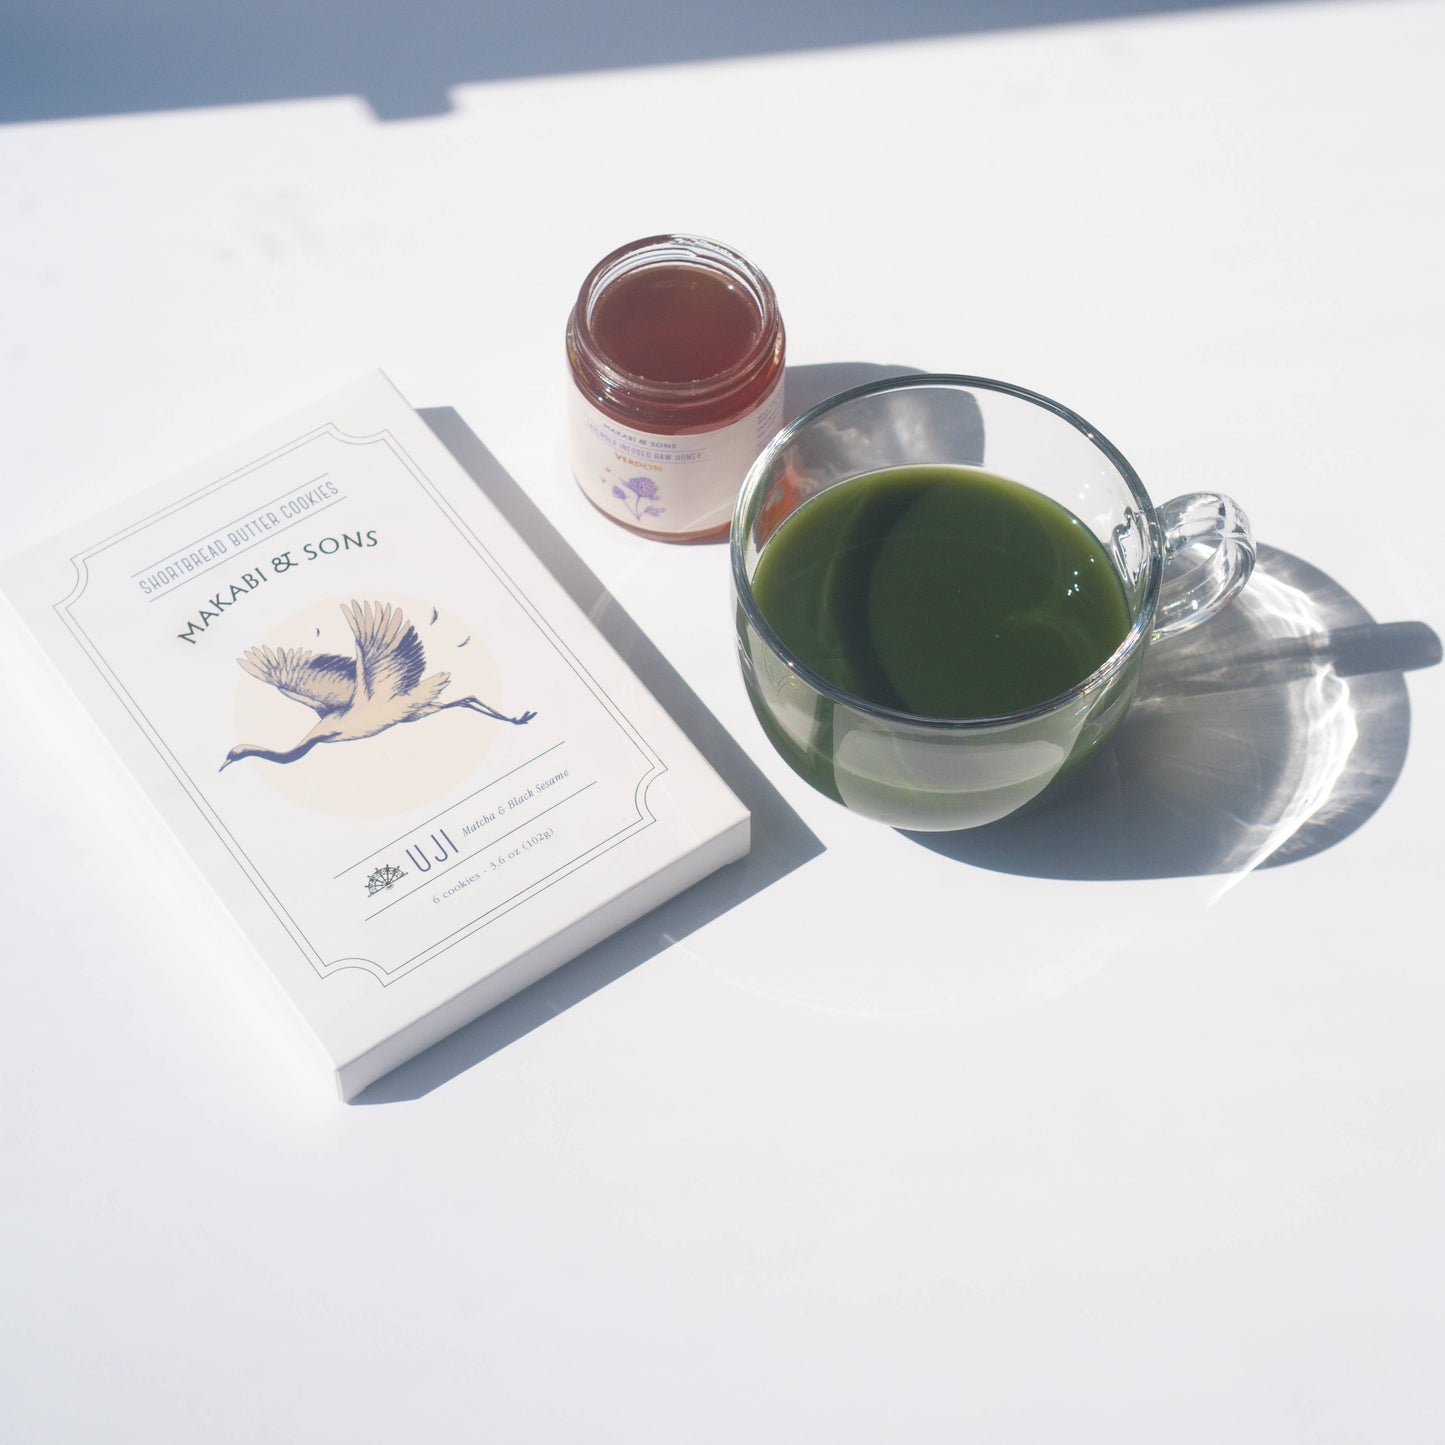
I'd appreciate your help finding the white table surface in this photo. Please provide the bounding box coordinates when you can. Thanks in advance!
[4,2,1444,1440]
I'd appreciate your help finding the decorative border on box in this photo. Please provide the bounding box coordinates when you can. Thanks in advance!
[54,421,667,987]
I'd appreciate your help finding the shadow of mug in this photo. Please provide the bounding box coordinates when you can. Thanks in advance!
[906,544,1441,879]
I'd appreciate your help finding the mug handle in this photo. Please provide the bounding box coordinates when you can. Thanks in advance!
[1152,492,1256,641]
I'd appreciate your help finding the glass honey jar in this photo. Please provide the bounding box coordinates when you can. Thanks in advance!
[566,234,785,542]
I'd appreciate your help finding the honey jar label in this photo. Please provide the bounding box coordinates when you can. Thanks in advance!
[568,378,784,536]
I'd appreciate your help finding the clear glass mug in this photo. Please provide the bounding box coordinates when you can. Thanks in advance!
[730,375,1255,830]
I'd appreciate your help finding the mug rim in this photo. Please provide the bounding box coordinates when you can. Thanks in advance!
[729,372,1165,731]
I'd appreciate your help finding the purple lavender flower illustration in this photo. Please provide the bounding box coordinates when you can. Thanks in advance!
[611,475,666,521]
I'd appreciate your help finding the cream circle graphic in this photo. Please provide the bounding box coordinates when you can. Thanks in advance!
[230,594,515,818]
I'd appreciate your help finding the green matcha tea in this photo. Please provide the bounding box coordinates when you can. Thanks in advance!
[751,465,1132,719]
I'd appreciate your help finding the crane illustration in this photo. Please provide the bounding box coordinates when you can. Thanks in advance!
[220,599,536,769]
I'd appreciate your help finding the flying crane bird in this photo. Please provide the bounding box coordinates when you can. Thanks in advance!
[221,599,536,769]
